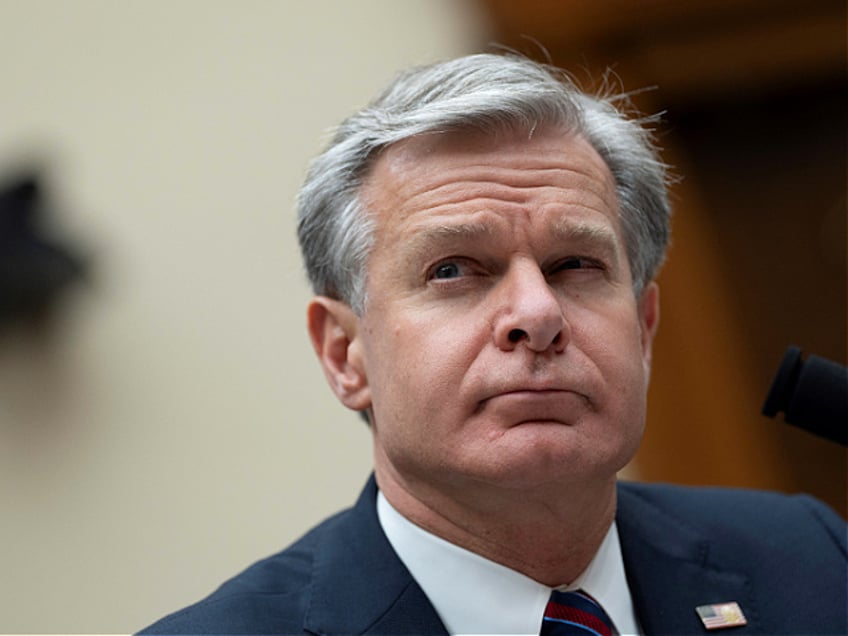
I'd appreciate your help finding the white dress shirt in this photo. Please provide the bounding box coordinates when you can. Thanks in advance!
[377,492,641,636]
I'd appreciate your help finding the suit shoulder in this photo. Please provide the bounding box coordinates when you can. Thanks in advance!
[617,480,847,554]
[138,508,347,635]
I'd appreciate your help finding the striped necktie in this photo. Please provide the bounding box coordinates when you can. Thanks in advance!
[540,589,616,636]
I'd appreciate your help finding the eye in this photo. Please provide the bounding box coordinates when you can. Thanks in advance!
[553,256,602,272]
[431,261,463,280]
[427,258,482,283]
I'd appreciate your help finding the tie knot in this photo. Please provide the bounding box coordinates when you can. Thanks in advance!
[540,589,616,636]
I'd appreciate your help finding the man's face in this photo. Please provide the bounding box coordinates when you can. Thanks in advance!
[318,126,659,498]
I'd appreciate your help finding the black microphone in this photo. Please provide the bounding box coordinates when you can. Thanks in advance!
[762,346,848,446]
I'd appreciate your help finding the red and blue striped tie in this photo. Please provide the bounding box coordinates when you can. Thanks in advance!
[540,589,616,636]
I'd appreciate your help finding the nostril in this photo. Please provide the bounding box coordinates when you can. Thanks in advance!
[508,328,526,343]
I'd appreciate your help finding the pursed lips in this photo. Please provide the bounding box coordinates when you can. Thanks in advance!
[474,385,593,418]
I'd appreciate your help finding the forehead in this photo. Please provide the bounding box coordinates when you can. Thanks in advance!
[360,125,620,241]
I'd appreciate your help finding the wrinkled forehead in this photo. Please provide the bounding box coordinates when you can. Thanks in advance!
[360,124,620,221]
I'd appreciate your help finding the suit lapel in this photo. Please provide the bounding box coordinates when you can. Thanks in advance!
[616,483,760,635]
[303,475,448,635]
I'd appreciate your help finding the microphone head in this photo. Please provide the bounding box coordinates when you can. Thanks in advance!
[763,346,848,446]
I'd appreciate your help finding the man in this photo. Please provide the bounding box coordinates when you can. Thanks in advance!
[142,54,846,635]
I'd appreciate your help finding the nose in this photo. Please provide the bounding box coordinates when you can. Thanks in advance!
[493,263,568,354]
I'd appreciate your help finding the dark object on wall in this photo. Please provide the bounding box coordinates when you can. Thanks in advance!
[0,173,87,325]
[763,346,848,446]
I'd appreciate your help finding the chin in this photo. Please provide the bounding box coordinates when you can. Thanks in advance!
[469,441,632,491]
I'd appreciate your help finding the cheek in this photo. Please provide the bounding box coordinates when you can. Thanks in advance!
[365,314,479,420]
[605,333,651,424]
[575,305,650,392]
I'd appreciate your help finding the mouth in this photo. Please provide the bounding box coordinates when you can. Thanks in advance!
[475,388,592,421]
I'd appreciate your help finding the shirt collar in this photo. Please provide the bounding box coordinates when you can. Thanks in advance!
[377,491,640,635]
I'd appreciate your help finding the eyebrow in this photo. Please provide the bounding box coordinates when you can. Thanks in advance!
[400,218,621,268]
[403,222,494,260]
[551,219,621,269]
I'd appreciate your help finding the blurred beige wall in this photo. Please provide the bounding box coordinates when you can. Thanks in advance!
[0,1,488,632]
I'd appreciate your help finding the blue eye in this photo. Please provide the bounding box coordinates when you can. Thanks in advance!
[433,262,461,279]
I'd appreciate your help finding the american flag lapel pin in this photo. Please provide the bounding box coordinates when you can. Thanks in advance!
[695,602,748,630]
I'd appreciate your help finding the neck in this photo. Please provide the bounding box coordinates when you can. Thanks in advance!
[374,459,617,587]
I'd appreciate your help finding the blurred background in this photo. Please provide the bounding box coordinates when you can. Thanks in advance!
[0,0,843,632]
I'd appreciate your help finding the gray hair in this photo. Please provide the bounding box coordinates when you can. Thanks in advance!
[297,53,671,314]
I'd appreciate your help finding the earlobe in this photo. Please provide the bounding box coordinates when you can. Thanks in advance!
[306,297,371,412]
[638,282,660,375]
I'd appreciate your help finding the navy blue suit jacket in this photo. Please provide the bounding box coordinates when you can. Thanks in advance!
[141,477,847,635]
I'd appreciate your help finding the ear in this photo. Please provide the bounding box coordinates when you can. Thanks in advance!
[306,297,371,412]
[637,282,660,377]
